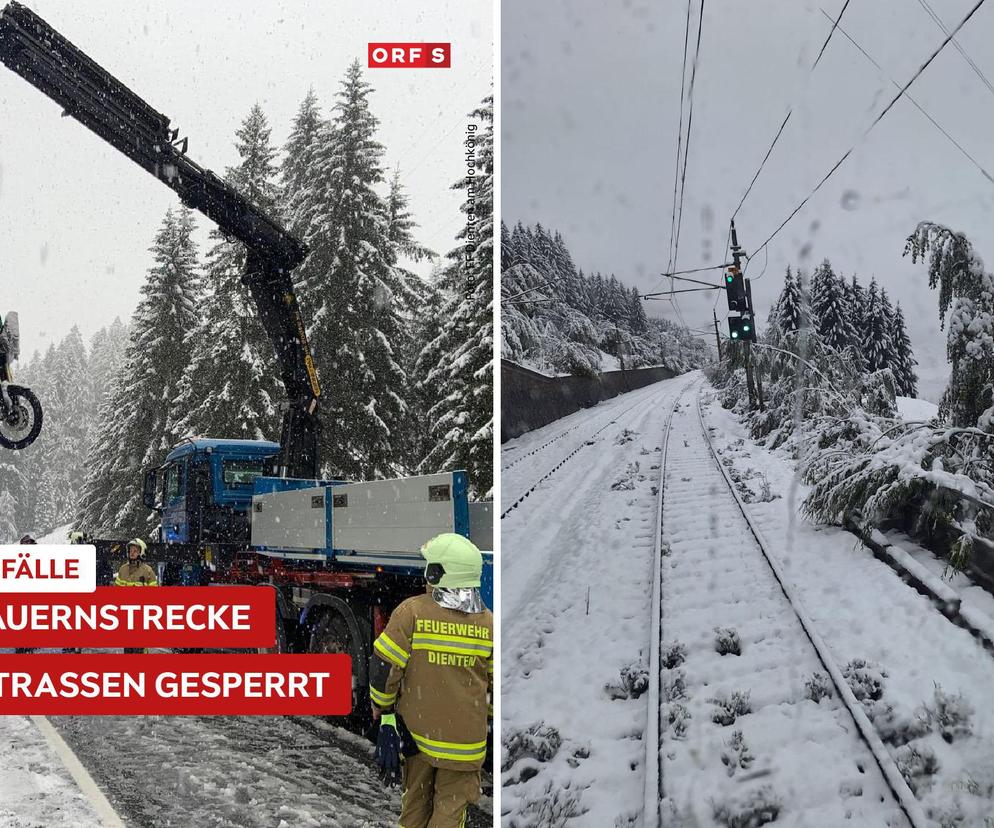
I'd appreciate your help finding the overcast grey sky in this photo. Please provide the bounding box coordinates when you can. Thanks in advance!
[503,0,994,402]
[1,0,491,359]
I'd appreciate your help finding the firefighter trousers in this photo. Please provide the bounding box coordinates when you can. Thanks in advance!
[399,752,480,828]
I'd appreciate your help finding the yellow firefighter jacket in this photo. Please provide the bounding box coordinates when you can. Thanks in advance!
[370,592,493,770]
[114,561,158,587]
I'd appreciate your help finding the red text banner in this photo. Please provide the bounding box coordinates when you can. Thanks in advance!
[0,587,276,648]
[0,654,352,715]
[367,42,451,68]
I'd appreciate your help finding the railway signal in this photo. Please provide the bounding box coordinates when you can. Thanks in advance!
[728,315,756,343]
[724,265,748,313]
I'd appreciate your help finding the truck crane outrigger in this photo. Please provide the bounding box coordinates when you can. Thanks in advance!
[0,2,493,727]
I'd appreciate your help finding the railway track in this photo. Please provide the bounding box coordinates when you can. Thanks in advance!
[642,385,926,827]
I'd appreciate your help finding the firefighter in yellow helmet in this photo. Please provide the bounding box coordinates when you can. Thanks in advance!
[369,533,493,828]
[115,539,157,655]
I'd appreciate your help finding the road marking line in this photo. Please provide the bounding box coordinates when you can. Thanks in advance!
[30,715,126,828]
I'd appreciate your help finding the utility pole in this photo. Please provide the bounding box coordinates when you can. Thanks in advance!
[729,221,764,411]
[712,308,723,361]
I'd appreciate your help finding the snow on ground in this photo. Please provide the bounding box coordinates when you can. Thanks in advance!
[885,529,994,622]
[501,373,696,826]
[702,389,994,825]
[0,715,103,827]
[50,714,400,828]
[896,396,939,423]
[659,391,904,826]
[34,524,72,545]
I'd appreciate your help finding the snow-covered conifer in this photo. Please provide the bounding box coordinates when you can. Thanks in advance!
[77,207,202,536]
[418,95,494,496]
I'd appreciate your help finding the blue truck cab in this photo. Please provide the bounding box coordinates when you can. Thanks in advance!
[144,438,281,545]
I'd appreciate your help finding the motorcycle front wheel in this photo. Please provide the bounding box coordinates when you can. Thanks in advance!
[0,385,43,450]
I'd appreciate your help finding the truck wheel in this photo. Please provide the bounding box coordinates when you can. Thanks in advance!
[309,612,372,733]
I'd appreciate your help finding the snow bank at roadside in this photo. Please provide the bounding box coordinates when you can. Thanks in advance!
[0,716,102,827]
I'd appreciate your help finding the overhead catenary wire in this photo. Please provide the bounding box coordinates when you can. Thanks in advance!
[666,0,694,274]
[916,0,994,99]
[751,0,989,262]
[671,0,706,274]
[731,0,854,219]
[823,8,994,186]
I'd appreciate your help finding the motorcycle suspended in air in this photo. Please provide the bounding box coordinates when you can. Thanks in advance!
[0,312,43,450]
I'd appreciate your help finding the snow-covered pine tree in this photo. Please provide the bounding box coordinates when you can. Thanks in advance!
[891,303,919,397]
[418,94,494,497]
[38,326,92,527]
[552,230,584,309]
[169,105,284,445]
[385,168,437,472]
[905,222,994,428]
[771,265,807,334]
[387,169,435,268]
[811,259,855,352]
[877,288,900,375]
[500,222,546,363]
[862,279,893,374]
[76,207,202,537]
[603,276,629,327]
[89,318,129,416]
[0,459,25,541]
[627,286,649,334]
[0,444,28,543]
[281,88,324,212]
[589,273,607,319]
[847,274,867,333]
[291,60,410,480]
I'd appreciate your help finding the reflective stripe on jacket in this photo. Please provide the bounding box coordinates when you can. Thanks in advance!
[369,592,493,771]
[114,561,158,587]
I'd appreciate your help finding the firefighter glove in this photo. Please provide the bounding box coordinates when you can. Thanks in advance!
[375,713,402,787]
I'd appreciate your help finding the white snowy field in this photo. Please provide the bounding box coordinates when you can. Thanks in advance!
[501,373,697,826]
[0,715,104,827]
[702,392,994,825]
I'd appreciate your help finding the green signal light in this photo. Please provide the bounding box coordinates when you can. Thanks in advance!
[726,275,733,283]
[731,331,739,339]
[743,324,750,331]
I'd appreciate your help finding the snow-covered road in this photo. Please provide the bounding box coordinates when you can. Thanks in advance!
[49,713,398,827]
[501,373,696,826]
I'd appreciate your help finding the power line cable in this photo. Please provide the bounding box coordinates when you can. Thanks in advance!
[752,0,988,263]
[731,0,854,219]
[667,0,694,273]
[823,8,994,185]
[671,0,706,272]
[916,0,994,99]
[812,0,852,69]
